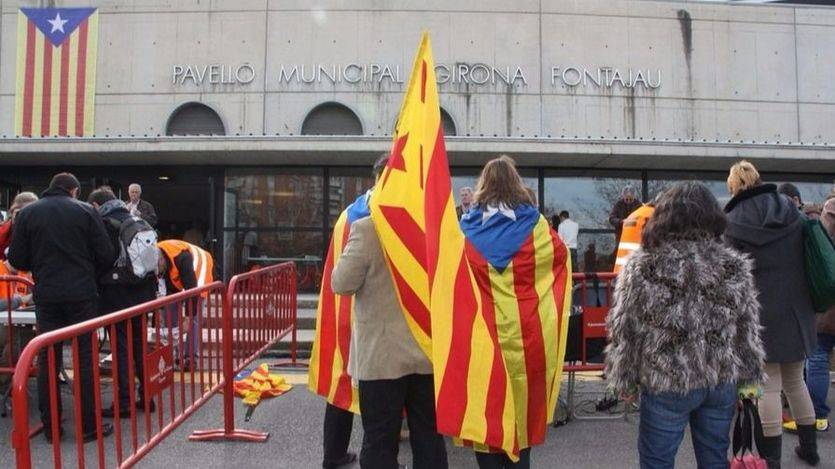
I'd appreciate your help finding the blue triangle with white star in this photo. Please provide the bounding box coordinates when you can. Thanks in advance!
[20,8,97,47]
[460,204,540,272]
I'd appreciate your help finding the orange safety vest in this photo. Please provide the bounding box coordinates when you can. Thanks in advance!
[158,240,214,292]
[0,261,31,304]
[613,205,655,273]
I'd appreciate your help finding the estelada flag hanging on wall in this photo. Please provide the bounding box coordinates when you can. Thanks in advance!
[307,191,371,413]
[370,32,571,459]
[14,8,99,137]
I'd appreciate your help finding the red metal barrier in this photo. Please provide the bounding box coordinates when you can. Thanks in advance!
[190,261,297,442]
[564,272,617,373]
[10,282,226,469]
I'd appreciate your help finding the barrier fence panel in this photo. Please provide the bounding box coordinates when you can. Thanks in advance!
[190,261,297,443]
[1,275,35,419]
[562,272,620,422]
[11,282,226,469]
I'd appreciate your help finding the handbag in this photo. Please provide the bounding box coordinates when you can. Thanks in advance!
[730,399,767,469]
[803,218,835,313]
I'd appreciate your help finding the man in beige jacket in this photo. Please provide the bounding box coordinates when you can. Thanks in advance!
[332,156,447,469]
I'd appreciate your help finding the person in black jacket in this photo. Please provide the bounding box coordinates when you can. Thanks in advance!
[7,173,115,443]
[88,188,158,418]
[724,161,819,467]
[609,185,642,246]
[126,183,158,227]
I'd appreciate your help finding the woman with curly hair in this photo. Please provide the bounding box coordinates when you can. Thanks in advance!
[605,181,765,469]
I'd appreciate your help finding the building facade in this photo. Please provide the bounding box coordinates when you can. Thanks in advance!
[1,0,834,286]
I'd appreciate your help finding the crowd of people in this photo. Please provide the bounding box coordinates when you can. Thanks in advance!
[318,157,833,469]
[0,173,213,443]
[1,158,833,469]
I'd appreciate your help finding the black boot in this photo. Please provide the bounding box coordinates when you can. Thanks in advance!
[795,424,820,466]
[759,435,782,469]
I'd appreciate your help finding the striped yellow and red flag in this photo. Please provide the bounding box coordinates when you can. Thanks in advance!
[370,32,571,459]
[14,8,99,137]
[458,205,572,453]
[307,192,371,413]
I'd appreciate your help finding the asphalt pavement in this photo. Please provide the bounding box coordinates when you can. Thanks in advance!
[2,365,834,468]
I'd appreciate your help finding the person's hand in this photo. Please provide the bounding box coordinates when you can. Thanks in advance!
[619,388,638,404]
[21,294,33,304]
[737,382,763,400]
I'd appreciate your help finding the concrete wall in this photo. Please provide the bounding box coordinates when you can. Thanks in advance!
[1,0,834,144]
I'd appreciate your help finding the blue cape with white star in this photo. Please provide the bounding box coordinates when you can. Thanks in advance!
[460,204,540,272]
[345,190,372,223]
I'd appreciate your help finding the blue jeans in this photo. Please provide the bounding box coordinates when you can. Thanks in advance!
[807,333,835,419]
[639,383,736,469]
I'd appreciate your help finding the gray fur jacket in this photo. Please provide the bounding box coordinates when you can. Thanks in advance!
[604,239,765,395]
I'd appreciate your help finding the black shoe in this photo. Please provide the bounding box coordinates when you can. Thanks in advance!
[102,399,156,418]
[82,423,114,443]
[323,451,357,469]
[795,424,820,466]
[759,435,782,469]
[43,426,64,443]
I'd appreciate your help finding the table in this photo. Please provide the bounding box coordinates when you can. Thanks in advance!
[0,309,37,326]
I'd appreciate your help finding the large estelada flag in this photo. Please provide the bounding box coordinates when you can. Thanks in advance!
[370,32,572,459]
[307,191,370,413]
[459,204,572,453]
[14,8,99,137]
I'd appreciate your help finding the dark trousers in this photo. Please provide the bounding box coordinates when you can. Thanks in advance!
[113,315,146,406]
[475,448,531,469]
[323,403,354,467]
[36,300,97,433]
[100,284,156,408]
[358,374,447,469]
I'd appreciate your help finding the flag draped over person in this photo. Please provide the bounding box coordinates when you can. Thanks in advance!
[307,191,371,413]
[369,32,572,459]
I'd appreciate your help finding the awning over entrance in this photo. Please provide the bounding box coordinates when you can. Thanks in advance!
[1,135,834,173]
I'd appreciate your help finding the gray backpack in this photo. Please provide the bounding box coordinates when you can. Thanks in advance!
[105,216,159,284]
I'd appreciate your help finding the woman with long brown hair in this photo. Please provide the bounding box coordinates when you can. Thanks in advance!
[460,155,570,469]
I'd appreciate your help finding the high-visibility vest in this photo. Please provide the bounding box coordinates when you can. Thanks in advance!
[0,261,31,304]
[613,205,655,273]
[158,239,214,292]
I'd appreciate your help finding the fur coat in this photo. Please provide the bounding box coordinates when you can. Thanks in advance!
[604,239,765,395]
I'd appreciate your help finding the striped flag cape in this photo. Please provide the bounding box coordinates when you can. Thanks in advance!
[14,8,99,137]
[307,191,371,413]
[370,32,572,459]
[458,204,572,453]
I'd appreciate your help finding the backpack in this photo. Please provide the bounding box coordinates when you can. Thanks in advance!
[104,216,159,284]
[803,218,835,313]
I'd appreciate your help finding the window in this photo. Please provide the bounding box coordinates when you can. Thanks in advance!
[224,169,325,289]
[301,102,363,135]
[440,108,457,137]
[647,171,729,206]
[543,170,643,230]
[328,168,375,227]
[544,170,642,271]
[166,102,225,136]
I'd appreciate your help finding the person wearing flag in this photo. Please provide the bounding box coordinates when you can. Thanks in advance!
[309,154,390,469]
[331,167,447,468]
[458,155,571,468]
